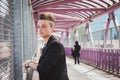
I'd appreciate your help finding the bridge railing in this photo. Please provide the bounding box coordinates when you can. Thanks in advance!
[0,57,14,80]
[65,47,120,76]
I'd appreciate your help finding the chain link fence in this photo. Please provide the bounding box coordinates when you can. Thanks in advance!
[0,0,14,80]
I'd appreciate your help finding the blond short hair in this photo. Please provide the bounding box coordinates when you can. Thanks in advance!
[39,13,55,27]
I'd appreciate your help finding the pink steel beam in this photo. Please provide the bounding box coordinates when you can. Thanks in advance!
[77,1,96,7]
[66,2,94,9]
[31,0,43,4]
[52,12,83,21]
[55,23,79,30]
[55,27,69,29]
[33,0,82,11]
[90,0,106,8]
[38,8,106,12]
[112,12,119,30]
[32,0,61,8]
[84,23,89,46]
[73,12,87,19]
[100,0,111,7]
[56,23,79,27]
[74,1,96,15]
[55,20,80,23]
[32,0,58,8]
[54,28,66,32]
[80,2,120,25]
[104,16,111,48]
[31,0,39,4]
[35,19,81,23]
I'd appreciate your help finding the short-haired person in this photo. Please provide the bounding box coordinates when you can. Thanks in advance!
[23,13,69,80]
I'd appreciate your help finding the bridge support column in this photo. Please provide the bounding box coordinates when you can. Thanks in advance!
[104,12,120,48]
[87,23,94,48]
[84,23,94,48]
[73,29,79,45]
[112,12,120,48]
[84,25,87,47]
[103,14,111,48]
[13,0,23,80]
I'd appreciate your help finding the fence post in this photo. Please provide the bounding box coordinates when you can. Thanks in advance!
[115,49,119,74]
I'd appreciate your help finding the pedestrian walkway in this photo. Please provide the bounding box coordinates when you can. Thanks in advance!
[67,57,119,80]
[23,57,120,80]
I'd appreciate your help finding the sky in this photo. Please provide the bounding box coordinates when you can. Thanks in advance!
[90,8,120,32]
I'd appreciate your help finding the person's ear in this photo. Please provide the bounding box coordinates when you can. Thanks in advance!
[51,27,54,32]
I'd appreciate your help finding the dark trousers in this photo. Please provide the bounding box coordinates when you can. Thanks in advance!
[74,56,80,64]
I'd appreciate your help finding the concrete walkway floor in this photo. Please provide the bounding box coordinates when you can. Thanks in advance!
[66,57,119,80]
[23,57,120,80]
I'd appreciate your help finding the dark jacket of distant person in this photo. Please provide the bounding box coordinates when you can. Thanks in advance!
[74,41,81,57]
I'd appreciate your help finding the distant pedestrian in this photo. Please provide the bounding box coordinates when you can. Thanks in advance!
[72,41,81,64]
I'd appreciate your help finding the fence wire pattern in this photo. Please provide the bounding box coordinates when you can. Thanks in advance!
[0,0,14,80]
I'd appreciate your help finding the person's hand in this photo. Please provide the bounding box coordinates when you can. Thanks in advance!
[28,62,38,70]
[31,60,38,64]
[23,60,31,68]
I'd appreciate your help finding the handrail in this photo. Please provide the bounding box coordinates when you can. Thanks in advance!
[65,47,120,76]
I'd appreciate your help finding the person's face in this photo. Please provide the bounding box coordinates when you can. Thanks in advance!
[37,20,54,38]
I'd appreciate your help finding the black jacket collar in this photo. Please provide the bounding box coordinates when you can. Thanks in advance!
[46,35,56,47]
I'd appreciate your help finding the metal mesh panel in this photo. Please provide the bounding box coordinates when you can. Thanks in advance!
[0,0,14,80]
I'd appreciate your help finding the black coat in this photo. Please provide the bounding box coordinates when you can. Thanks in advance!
[37,35,69,80]
[73,44,81,56]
